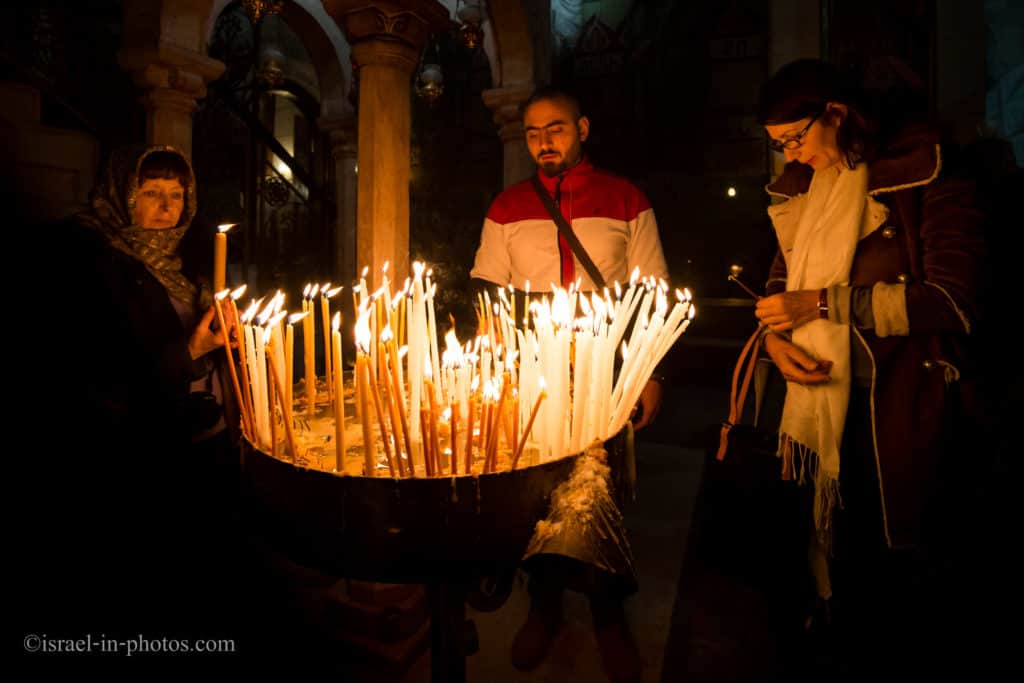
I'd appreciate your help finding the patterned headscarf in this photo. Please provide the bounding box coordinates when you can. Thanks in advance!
[77,145,201,305]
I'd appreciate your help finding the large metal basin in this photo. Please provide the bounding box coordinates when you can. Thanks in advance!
[239,441,584,583]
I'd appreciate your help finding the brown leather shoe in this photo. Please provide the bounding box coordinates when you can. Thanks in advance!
[591,597,642,683]
[509,593,563,671]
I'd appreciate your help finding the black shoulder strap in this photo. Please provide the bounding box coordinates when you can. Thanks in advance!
[530,174,606,290]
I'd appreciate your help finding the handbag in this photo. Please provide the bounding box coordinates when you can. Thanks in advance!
[693,326,812,593]
[530,175,606,289]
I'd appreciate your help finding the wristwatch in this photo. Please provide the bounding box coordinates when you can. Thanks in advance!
[818,288,829,320]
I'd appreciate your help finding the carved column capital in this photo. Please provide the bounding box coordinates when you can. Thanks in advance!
[319,114,359,159]
[323,0,451,72]
[482,83,535,143]
[119,43,225,99]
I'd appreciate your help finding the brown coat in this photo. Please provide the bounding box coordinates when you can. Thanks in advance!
[764,126,985,548]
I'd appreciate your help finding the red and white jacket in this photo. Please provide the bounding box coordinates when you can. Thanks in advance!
[470,157,668,291]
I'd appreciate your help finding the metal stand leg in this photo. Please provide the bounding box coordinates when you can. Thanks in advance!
[429,580,478,683]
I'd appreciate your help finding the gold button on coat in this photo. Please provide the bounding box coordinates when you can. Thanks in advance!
[897,273,909,283]
[882,226,897,238]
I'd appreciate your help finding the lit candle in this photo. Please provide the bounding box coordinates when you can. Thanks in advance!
[355,311,375,477]
[213,290,250,439]
[332,312,346,473]
[425,368,441,477]
[485,376,510,473]
[320,283,333,403]
[266,334,299,462]
[356,352,375,477]
[449,401,459,476]
[377,330,403,475]
[388,342,413,476]
[511,379,546,470]
[213,223,234,292]
[463,382,476,474]
[303,283,318,416]
[228,287,253,437]
[286,312,307,414]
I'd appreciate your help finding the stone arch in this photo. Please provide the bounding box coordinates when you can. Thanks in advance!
[203,0,352,117]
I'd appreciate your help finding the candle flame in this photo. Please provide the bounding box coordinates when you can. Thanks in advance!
[471,375,480,391]
[309,283,321,299]
[631,266,640,284]
[333,312,341,331]
[288,312,308,325]
[538,376,546,391]
[382,261,389,273]
[267,310,287,329]
[413,261,425,278]
[217,223,235,233]
[380,325,393,344]
[242,300,259,322]
[230,284,247,300]
[361,266,369,277]
[398,345,408,359]
[327,285,343,298]
[215,288,230,301]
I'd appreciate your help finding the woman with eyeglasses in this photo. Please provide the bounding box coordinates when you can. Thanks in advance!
[750,59,985,676]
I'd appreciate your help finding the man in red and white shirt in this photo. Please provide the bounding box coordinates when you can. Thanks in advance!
[471,86,669,682]
[471,87,669,430]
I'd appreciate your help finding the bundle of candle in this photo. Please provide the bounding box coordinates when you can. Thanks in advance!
[216,263,695,478]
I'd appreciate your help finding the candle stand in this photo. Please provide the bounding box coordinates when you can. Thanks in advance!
[239,432,629,681]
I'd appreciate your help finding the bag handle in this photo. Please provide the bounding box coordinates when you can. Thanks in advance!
[531,175,606,290]
[715,325,768,461]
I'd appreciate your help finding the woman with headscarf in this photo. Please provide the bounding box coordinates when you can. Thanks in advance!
[42,145,242,636]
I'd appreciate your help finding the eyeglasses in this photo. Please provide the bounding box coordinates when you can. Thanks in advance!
[767,112,820,153]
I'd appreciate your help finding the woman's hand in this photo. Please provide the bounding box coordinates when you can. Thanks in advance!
[763,332,833,385]
[188,306,233,360]
[755,290,821,332]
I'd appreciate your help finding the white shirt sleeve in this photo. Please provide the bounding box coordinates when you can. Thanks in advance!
[469,216,512,285]
[627,207,669,280]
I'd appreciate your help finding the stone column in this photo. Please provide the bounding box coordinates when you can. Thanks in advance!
[482,83,536,187]
[322,0,450,287]
[319,114,359,287]
[117,0,225,159]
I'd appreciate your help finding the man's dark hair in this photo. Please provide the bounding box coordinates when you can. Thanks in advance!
[519,86,584,122]
[139,150,191,186]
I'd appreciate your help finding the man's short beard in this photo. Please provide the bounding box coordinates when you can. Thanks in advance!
[538,159,568,176]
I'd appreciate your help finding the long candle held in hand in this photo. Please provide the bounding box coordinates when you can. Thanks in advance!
[214,223,234,293]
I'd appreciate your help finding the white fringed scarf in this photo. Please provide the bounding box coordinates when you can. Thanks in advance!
[778,162,868,560]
